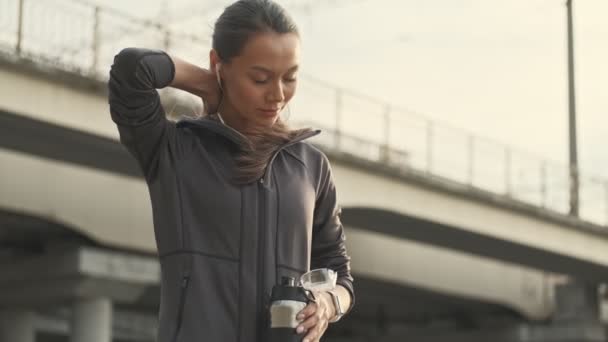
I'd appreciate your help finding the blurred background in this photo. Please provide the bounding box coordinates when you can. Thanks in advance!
[0,0,607,341]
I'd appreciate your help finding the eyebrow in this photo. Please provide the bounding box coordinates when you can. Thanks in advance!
[250,65,299,74]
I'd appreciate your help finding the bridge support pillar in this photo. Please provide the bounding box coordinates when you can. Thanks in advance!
[0,309,36,342]
[554,280,600,321]
[70,297,113,342]
[516,280,606,342]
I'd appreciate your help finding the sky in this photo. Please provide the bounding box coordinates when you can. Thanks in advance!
[31,0,608,180]
[295,0,607,179]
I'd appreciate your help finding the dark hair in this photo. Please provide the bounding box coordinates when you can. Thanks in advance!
[212,0,312,185]
[213,0,299,61]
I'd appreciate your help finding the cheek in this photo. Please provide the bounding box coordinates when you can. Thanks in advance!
[284,83,297,102]
[230,81,264,107]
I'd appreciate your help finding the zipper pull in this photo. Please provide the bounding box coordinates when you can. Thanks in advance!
[181,275,190,288]
[263,291,271,309]
[259,178,264,184]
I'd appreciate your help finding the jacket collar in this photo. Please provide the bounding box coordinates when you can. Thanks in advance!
[177,116,321,149]
[177,116,249,146]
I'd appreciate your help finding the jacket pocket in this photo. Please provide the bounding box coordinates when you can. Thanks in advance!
[171,274,190,342]
[174,255,239,342]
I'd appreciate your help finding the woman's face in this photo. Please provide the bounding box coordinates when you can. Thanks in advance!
[214,32,300,131]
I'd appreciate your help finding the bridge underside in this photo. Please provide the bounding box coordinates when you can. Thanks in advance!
[342,208,608,283]
[0,209,519,316]
[0,210,530,342]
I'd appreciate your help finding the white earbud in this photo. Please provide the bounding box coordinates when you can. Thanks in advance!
[215,63,222,89]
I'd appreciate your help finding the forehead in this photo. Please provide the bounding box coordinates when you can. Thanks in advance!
[233,32,300,71]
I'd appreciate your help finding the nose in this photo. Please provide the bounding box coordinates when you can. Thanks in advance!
[267,80,285,103]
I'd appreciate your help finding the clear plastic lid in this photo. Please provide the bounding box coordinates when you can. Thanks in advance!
[299,268,337,292]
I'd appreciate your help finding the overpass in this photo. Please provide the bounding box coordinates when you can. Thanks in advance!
[1,1,608,341]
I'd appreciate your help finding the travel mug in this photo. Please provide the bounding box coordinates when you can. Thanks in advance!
[268,276,310,342]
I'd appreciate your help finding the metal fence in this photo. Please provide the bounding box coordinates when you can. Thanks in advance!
[1,0,606,227]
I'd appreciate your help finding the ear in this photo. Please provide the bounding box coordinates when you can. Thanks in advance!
[209,49,221,73]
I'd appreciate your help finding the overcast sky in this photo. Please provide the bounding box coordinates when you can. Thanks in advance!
[87,0,607,179]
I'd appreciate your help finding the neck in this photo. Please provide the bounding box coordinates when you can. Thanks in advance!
[216,100,246,132]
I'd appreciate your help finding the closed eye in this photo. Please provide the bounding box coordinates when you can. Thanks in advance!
[252,78,296,85]
[284,72,298,83]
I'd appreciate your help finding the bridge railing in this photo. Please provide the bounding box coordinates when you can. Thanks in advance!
[0,0,209,76]
[1,0,606,227]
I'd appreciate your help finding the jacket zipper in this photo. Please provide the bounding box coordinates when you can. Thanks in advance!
[171,274,190,342]
[256,177,266,341]
[255,131,320,340]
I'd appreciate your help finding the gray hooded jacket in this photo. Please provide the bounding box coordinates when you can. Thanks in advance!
[108,48,354,342]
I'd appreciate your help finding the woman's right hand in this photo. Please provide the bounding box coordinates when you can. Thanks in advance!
[168,54,222,114]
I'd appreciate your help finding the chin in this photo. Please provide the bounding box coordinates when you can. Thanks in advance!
[259,115,279,127]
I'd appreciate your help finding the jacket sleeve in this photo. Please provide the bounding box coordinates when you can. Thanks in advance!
[311,153,355,313]
[108,47,175,181]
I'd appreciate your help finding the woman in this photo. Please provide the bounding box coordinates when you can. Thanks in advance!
[108,0,354,341]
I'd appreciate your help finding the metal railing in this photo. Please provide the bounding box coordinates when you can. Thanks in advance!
[1,0,606,227]
[0,0,209,75]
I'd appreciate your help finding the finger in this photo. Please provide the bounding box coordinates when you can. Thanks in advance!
[303,327,317,342]
[314,317,329,342]
[302,318,325,342]
[297,302,317,321]
[319,319,329,336]
[297,313,320,333]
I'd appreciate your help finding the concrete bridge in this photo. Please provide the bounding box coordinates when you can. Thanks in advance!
[1,1,608,341]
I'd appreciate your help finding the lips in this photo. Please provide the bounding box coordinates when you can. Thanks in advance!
[258,108,281,117]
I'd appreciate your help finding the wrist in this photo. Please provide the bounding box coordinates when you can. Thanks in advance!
[326,289,346,323]
[169,55,213,98]
[321,292,337,321]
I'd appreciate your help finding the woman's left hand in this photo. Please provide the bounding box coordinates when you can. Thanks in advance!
[296,291,336,342]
